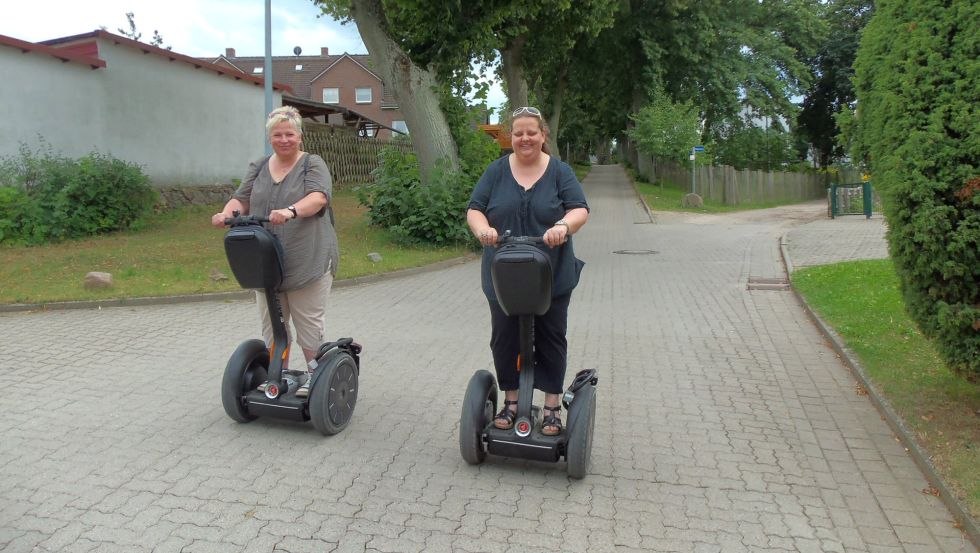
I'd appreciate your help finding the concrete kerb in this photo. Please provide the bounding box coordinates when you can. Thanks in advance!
[0,254,477,314]
[779,233,980,549]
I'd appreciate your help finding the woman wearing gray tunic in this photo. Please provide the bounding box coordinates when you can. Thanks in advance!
[211,106,338,397]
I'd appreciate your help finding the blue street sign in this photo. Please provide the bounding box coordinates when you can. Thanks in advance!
[693,145,705,152]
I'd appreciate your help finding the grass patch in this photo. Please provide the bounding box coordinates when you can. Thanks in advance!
[632,171,803,213]
[792,259,980,518]
[0,189,473,304]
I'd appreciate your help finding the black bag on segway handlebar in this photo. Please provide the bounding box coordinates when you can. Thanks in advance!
[224,224,286,290]
[491,241,553,317]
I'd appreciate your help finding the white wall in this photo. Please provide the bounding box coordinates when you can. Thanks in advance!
[0,47,107,162]
[0,38,280,186]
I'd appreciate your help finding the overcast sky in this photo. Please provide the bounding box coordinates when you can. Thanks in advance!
[1,0,366,58]
[2,0,503,119]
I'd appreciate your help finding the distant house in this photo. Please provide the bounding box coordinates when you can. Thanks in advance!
[0,30,290,187]
[209,48,406,139]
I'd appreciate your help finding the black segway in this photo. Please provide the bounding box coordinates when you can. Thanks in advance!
[459,233,599,478]
[219,212,360,436]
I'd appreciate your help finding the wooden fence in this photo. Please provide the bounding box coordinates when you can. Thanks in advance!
[640,155,830,206]
[302,122,412,188]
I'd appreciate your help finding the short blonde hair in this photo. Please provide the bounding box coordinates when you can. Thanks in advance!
[266,105,303,136]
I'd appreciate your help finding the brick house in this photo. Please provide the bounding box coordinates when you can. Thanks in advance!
[209,48,406,139]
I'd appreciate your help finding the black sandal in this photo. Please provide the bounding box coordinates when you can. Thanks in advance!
[493,400,518,429]
[542,405,562,436]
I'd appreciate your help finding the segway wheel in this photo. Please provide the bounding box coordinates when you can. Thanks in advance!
[565,384,596,479]
[221,339,269,423]
[309,352,359,436]
[459,370,498,465]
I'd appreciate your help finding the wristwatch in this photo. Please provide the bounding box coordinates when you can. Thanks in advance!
[554,219,569,231]
[287,205,298,219]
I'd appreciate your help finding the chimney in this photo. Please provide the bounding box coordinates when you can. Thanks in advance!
[320,47,329,56]
[225,48,236,57]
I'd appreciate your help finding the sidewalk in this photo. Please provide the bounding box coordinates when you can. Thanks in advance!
[781,211,980,547]
[0,165,974,553]
[783,214,889,272]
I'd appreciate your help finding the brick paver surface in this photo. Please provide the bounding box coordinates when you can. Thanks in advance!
[1,165,973,552]
[784,214,890,270]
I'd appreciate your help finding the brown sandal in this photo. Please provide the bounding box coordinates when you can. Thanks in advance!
[542,405,562,436]
[493,400,518,429]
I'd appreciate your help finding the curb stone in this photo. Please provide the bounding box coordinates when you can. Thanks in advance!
[0,254,477,314]
[780,233,980,549]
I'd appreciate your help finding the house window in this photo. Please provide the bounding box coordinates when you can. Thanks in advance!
[252,67,263,74]
[294,64,303,71]
[391,120,408,134]
[355,87,372,104]
[322,88,339,104]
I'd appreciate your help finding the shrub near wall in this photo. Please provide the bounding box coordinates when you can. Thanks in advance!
[0,147,156,244]
[851,0,979,380]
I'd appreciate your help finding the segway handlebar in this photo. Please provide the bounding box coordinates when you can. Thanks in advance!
[496,230,545,246]
[224,210,271,227]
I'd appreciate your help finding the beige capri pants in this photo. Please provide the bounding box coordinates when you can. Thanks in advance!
[255,271,334,354]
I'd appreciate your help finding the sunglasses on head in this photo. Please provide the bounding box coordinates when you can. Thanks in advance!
[511,106,542,118]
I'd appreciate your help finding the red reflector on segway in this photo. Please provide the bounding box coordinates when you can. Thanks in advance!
[517,421,530,433]
[265,383,280,398]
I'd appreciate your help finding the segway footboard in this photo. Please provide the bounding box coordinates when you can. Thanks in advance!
[485,426,563,462]
[244,389,308,421]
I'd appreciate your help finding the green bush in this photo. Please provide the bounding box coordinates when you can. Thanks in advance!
[55,153,156,238]
[359,148,475,246]
[851,0,979,380]
[0,146,156,243]
[358,124,498,247]
[0,186,41,244]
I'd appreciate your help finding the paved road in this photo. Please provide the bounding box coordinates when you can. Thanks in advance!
[1,165,973,552]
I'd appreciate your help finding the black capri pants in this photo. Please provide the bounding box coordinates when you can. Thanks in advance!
[488,293,572,394]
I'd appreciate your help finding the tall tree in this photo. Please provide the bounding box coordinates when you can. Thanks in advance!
[316,0,460,182]
[796,0,874,167]
[519,0,618,155]
[369,0,618,157]
[535,0,823,164]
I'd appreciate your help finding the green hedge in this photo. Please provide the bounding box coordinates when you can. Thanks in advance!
[851,0,979,380]
[0,146,157,244]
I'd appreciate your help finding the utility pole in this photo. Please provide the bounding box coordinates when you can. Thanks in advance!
[263,0,273,155]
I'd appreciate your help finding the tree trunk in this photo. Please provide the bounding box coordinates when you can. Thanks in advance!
[500,36,529,109]
[504,35,569,159]
[545,67,567,159]
[624,86,645,168]
[349,0,459,182]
